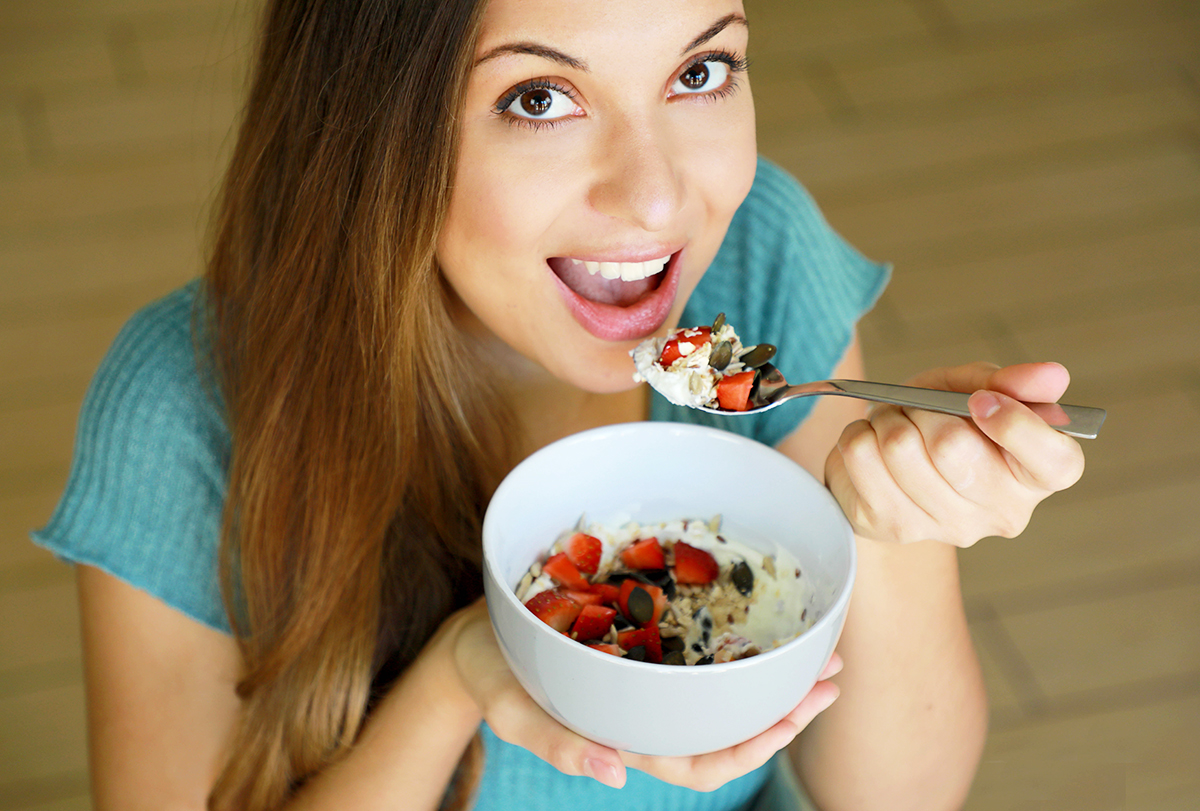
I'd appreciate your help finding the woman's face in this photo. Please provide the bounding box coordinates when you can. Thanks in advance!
[438,0,757,393]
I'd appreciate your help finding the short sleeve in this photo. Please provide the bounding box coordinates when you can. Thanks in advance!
[652,157,890,448]
[32,282,233,633]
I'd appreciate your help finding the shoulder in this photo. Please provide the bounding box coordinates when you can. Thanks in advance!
[34,280,232,633]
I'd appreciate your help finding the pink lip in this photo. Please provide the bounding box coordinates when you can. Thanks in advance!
[550,251,682,342]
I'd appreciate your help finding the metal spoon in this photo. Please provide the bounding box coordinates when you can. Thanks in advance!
[695,361,1106,439]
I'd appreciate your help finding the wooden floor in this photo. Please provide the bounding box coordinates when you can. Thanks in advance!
[1,0,1197,809]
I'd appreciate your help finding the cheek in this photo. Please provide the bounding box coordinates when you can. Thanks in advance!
[441,135,573,273]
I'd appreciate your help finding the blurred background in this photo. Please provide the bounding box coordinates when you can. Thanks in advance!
[1,0,1197,809]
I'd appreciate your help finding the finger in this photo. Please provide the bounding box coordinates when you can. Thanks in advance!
[621,681,839,791]
[906,361,1000,393]
[827,417,941,543]
[985,361,1071,404]
[969,390,1085,493]
[907,361,1070,405]
[487,687,626,788]
[872,406,978,518]
[817,650,843,681]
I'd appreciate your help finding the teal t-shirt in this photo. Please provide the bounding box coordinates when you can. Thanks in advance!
[33,157,887,811]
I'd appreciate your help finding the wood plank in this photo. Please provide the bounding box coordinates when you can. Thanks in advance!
[882,222,1200,321]
[969,693,1200,811]
[0,682,87,787]
[0,30,114,95]
[0,227,201,304]
[831,13,1200,112]
[998,581,1200,697]
[0,580,80,672]
[959,473,1200,599]
[0,156,220,236]
[761,81,1200,192]
[821,143,1200,258]
[0,488,66,569]
[747,0,931,61]
[43,83,239,159]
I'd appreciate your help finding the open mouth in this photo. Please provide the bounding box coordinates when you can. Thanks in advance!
[546,255,671,307]
[547,251,682,342]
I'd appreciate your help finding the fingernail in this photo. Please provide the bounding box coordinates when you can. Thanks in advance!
[970,391,1001,419]
[585,758,622,788]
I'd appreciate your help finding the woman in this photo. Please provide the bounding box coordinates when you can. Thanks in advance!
[35,0,1085,809]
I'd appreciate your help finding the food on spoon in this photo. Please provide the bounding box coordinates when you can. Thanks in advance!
[630,313,778,411]
[515,516,814,665]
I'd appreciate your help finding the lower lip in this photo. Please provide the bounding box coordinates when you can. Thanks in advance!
[550,252,682,342]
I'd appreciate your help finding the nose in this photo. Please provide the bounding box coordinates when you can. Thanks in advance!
[587,116,685,232]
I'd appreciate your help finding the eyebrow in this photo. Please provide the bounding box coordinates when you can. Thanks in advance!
[473,13,749,71]
[680,13,748,56]
[474,42,588,71]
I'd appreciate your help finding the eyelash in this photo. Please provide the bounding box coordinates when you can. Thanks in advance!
[493,49,750,131]
[493,79,579,132]
[676,49,750,102]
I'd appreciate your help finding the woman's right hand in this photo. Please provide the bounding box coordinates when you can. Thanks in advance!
[447,598,842,791]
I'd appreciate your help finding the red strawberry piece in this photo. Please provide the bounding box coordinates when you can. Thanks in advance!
[588,583,621,606]
[715,369,756,411]
[587,642,623,657]
[659,326,712,367]
[571,605,617,641]
[564,532,602,575]
[618,579,666,628]
[524,589,582,633]
[564,589,604,606]
[620,537,665,570]
[673,541,720,585]
[617,626,663,664]
[542,552,590,591]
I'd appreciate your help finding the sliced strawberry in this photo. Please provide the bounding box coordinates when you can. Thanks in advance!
[524,589,582,633]
[571,604,617,641]
[587,642,623,657]
[716,369,756,411]
[564,589,604,606]
[618,626,663,664]
[673,541,720,585]
[620,537,665,570]
[564,532,602,575]
[588,582,621,606]
[618,579,666,628]
[542,552,590,591]
[659,326,711,367]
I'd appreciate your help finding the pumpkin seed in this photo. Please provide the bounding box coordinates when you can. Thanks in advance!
[626,585,654,626]
[738,343,777,369]
[731,560,754,596]
[709,340,733,371]
[712,312,726,333]
[663,650,687,666]
[695,654,715,666]
[624,645,646,661]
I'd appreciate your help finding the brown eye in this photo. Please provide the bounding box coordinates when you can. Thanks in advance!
[680,63,710,90]
[671,60,730,96]
[521,88,553,116]
[501,83,578,122]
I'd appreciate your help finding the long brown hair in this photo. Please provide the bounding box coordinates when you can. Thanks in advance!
[202,1,507,808]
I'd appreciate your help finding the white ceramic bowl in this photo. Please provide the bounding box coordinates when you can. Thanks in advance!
[482,422,855,757]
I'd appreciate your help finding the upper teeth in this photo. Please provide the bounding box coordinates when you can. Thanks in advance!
[581,256,670,282]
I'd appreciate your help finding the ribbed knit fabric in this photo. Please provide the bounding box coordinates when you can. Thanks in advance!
[32,156,887,811]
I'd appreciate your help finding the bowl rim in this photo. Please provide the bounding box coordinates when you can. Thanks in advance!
[483,421,857,671]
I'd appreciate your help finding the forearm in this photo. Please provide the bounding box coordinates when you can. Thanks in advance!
[287,616,484,811]
[790,537,988,811]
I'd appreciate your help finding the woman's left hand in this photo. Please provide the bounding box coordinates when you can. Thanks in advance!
[824,361,1086,547]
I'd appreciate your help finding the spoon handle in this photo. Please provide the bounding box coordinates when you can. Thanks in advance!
[792,380,1106,439]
